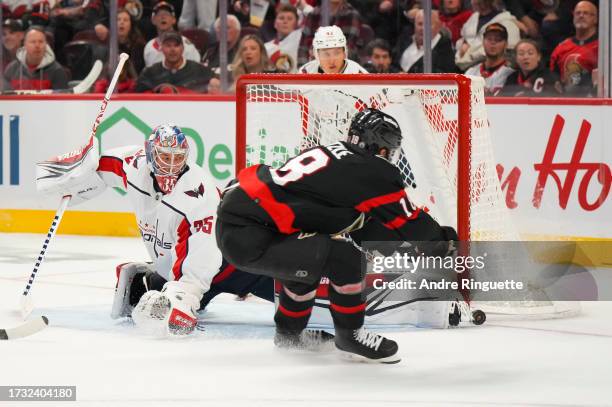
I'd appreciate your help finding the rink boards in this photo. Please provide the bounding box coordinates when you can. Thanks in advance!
[0,95,610,240]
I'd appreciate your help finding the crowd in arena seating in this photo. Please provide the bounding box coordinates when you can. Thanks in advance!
[1,0,600,96]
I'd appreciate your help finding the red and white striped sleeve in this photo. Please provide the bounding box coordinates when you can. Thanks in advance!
[96,145,143,189]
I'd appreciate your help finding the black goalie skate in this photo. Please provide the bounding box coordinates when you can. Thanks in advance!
[335,328,400,364]
[274,328,336,351]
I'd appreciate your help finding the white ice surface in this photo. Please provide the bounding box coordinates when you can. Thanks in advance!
[1,233,611,407]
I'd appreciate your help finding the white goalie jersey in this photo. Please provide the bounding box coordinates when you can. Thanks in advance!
[96,146,222,300]
[299,59,368,74]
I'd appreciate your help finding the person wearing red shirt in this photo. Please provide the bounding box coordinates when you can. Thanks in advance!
[549,1,598,96]
[439,0,473,44]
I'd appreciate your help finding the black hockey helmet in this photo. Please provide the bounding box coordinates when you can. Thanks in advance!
[347,108,402,163]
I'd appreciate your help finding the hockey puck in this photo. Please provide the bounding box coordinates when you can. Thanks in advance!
[472,310,486,325]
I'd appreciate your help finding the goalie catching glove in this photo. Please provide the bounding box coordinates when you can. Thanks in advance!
[36,137,107,206]
[131,280,201,336]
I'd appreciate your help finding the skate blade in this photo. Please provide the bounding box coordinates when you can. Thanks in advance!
[274,341,336,353]
[337,349,401,364]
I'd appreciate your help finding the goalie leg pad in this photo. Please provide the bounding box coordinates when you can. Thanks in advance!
[110,262,156,319]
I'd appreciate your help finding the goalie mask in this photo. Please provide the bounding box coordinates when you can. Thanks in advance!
[145,124,189,194]
[347,108,403,164]
[312,25,347,62]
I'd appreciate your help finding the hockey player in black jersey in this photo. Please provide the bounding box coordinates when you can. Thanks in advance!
[216,108,457,363]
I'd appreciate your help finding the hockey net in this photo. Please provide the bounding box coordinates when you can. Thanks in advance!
[236,74,580,319]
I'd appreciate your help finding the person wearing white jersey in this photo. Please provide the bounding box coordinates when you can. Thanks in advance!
[299,25,367,74]
[464,23,514,96]
[265,4,302,73]
[143,2,201,68]
[36,124,272,336]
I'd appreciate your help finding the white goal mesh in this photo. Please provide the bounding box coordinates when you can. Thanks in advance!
[237,74,580,319]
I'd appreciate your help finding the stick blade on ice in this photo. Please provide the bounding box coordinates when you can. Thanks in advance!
[0,316,48,340]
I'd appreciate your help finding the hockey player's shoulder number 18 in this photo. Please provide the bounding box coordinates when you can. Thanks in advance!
[270,143,351,187]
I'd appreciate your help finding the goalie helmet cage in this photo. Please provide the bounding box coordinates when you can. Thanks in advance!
[235,73,580,320]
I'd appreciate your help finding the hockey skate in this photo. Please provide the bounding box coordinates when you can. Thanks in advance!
[274,328,336,351]
[335,327,400,364]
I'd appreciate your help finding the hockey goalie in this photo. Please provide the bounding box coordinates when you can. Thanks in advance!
[36,124,274,336]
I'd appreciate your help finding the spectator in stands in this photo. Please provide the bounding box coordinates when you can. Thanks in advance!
[352,0,404,45]
[136,30,212,93]
[227,0,277,34]
[178,0,217,32]
[363,39,400,73]
[264,4,302,73]
[549,1,598,96]
[94,8,146,74]
[230,35,274,89]
[1,1,20,20]
[93,59,138,93]
[229,0,250,27]
[297,0,362,67]
[3,0,51,28]
[499,39,560,97]
[143,2,200,68]
[399,10,457,74]
[292,0,316,26]
[3,26,68,91]
[539,1,582,64]
[2,19,25,71]
[49,1,90,59]
[202,15,241,74]
[504,0,558,39]
[455,0,521,71]
[439,0,473,44]
[464,23,514,95]
[207,74,221,94]
[50,0,110,60]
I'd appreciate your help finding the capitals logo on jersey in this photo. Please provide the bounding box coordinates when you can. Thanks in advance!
[139,219,172,257]
[185,183,205,198]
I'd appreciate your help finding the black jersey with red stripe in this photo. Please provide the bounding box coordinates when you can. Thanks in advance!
[219,142,421,238]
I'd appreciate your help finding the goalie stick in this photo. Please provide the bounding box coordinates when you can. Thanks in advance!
[0,317,49,340]
[20,53,130,320]
[1,60,103,95]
